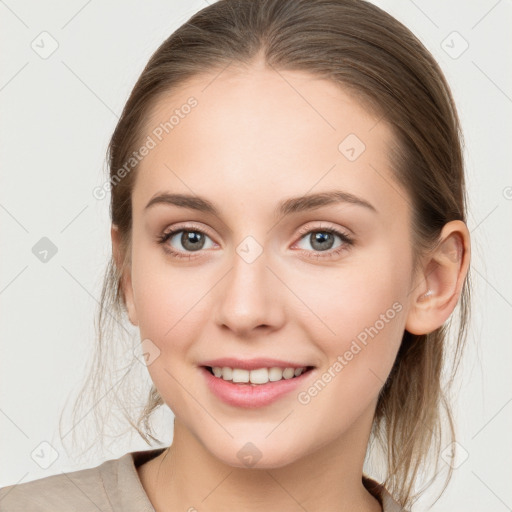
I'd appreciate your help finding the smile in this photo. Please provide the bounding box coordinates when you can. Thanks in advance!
[200,365,316,408]
[207,365,309,384]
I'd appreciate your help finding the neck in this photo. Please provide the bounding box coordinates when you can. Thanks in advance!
[138,409,382,512]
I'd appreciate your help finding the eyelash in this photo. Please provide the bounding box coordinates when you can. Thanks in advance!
[156,222,354,261]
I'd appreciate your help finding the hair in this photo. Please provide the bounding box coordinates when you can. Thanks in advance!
[60,0,472,509]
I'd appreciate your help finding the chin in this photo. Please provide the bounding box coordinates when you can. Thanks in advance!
[205,437,305,470]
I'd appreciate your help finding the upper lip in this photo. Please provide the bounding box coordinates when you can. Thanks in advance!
[200,357,313,371]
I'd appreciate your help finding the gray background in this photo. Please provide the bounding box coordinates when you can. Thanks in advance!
[1,0,511,510]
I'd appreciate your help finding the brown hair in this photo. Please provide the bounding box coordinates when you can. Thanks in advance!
[62,0,471,508]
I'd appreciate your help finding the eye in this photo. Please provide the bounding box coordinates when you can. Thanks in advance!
[293,223,354,259]
[157,222,354,261]
[157,223,217,260]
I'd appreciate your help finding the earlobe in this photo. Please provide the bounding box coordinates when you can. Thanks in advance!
[111,224,139,327]
[405,220,470,335]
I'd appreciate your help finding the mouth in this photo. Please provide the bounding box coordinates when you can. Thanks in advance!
[199,363,317,408]
[202,365,315,385]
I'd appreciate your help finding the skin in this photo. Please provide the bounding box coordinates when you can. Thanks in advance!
[111,59,470,512]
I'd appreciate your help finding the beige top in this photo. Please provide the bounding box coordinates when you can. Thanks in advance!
[0,448,408,511]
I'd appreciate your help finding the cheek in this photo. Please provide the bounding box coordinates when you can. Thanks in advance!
[130,242,200,353]
[130,254,208,412]
[300,259,403,324]
[288,265,407,433]
[292,246,409,371]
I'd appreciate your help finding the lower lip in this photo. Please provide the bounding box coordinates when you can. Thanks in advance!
[200,366,314,408]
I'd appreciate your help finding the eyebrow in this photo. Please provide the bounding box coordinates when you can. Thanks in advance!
[144,190,377,217]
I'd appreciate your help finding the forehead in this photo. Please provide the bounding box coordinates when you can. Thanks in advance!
[132,65,408,223]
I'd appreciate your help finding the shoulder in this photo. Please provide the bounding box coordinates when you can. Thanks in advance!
[0,448,165,512]
[0,456,120,512]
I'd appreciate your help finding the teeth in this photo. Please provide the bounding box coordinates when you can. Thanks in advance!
[268,367,283,382]
[232,368,250,383]
[282,368,295,379]
[210,366,307,384]
[248,368,268,384]
[221,367,232,381]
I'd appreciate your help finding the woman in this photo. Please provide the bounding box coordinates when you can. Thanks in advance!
[0,0,471,510]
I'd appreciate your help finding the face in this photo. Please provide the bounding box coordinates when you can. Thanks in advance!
[121,63,416,468]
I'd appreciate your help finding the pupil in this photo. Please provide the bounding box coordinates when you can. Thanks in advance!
[312,232,333,250]
[182,231,204,251]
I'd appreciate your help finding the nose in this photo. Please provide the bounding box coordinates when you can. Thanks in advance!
[213,244,286,338]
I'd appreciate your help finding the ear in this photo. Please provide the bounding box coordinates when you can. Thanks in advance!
[111,224,139,326]
[405,220,470,335]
